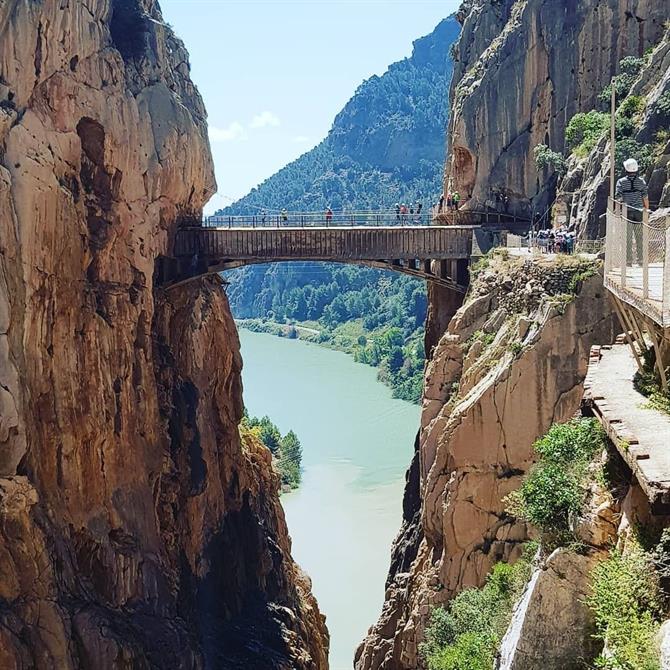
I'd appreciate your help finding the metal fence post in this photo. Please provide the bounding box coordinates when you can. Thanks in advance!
[642,208,649,300]
[620,203,627,289]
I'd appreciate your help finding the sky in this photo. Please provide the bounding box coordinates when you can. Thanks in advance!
[159,0,461,213]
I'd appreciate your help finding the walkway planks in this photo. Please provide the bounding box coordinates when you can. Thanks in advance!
[583,344,670,512]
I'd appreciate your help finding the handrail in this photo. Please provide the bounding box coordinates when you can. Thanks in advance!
[202,209,530,229]
[604,198,670,327]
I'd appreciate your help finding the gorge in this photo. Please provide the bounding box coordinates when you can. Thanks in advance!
[2,1,670,670]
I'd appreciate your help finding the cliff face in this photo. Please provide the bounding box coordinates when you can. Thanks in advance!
[0,1,326,668]
[446,0,667,217]
[559,27,670,238]
[356,257,618,669]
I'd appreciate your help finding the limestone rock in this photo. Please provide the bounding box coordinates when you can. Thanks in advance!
[558,29,670,238]
[659,620,670,669]
[496,549,600,670]
[445,0,667,218]
[0,1,327,667]
[356,259,618,670]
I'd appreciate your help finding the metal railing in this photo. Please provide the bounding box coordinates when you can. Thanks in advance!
[203,208,530,229]
[204,211,433,228]
[604,198,670,327]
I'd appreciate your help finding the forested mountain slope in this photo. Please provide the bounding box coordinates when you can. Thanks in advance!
[221,16,460,215]
[223,17,460,402]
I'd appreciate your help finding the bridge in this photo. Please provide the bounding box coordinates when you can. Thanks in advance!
[159,210,530,292]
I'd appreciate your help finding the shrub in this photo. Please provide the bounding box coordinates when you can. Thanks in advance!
[534,144,567,175]
[565,111,610,156]
[615,138,654,174]
[652,92,670,119]
[421,553,534,670]
[588,543,662,670]
[633,348,670,416]
[506,419,606,537]
[598,56,647,109]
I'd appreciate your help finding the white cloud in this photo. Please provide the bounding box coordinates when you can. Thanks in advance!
[209,122,247,143]
[249,111,281,129]
[292,135,310,144]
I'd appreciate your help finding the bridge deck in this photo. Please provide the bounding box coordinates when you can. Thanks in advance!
[175,225,476,265]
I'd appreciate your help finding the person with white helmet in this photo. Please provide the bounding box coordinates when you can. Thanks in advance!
[616,158,650,265]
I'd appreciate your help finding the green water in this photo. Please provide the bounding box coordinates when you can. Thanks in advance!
[239,330,420,670]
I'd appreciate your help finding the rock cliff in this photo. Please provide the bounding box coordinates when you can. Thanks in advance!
[445,0,667,218]
[0,1,327,668]
[356,256,617,669]
[558,26,670,238]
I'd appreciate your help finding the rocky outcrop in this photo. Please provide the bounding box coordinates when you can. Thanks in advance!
[0,1,326,668]
[356,256,618,670]
[497,549,601,670]
[558,27,670,238]
[445,0,667,217]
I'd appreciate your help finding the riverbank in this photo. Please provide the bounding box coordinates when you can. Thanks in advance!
[236,317,425,403]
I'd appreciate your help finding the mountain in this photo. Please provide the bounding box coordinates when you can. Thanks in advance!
[220,16,460,215]
[222,17,460,403]
[223,17,460,402]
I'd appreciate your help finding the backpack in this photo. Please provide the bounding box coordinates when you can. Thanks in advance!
[623,175,643,194]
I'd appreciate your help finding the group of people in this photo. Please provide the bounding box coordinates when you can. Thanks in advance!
[438,191,462,212]
[395,202,424,223]
[532,226,577,254]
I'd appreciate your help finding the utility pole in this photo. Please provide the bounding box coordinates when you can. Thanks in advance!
[610,79,616,199]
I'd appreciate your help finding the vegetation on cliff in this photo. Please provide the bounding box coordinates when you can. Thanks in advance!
[634,348,670,417]
[536,46,670,191]
[505,418,667,668]
[421,547,536,670]
[589,541,663,670]
[505,419,606,543]
[241,412,303,490]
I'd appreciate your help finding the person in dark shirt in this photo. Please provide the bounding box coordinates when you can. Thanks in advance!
[615,158,650,264]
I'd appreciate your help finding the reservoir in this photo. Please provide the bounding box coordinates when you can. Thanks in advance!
[239,329,419,670]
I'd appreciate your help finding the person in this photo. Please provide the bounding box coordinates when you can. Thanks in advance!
[446,192,453,211]
[416,202,423,224]
[395,203,401,224]
[615,158,650,265]
[325,206,333,225]
[453,191,461,210]
[400,203,408,224]
[281,208,289,225]
[438,195,445,213]
[261,208,267,225]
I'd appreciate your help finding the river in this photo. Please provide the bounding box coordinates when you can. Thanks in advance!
[239,330,420,670]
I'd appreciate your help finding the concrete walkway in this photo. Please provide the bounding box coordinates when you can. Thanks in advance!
[583,343,670,512]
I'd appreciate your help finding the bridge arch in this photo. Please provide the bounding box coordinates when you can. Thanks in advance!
[160,223,479,293]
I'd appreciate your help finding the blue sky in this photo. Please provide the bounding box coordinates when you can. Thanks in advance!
[159,0,461,213]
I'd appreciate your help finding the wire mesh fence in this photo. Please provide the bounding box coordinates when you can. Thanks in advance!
[604,198,670,327]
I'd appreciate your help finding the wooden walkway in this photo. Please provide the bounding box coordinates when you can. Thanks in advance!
[164,224,477,290]
[583,344,670,513]
[605,264,667,326]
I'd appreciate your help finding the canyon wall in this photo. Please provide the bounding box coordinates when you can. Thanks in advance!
[446,0,667,217]
[356,257,618,669]
[0,1,326,668]
[358,4,670,666]
[559,27,670,238]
